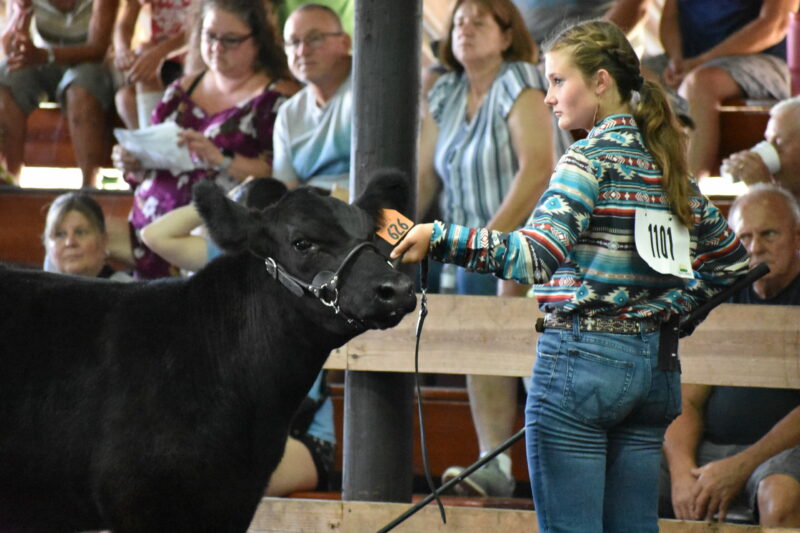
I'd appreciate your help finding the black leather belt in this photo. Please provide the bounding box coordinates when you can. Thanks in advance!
[535,313,660,334]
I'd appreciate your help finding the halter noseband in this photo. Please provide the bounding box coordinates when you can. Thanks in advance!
[261,241,380,328]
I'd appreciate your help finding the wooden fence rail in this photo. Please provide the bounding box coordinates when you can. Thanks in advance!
[325,294,800,389]
[251,293,800,533]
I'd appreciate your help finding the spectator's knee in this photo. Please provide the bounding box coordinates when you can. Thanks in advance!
[116,84,136,104]
[679,66,734,102]
[757,474,800,527]
[65,84,103,114]
[0,86,22,115]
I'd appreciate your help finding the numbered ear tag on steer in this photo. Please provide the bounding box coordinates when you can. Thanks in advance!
[376,209,415,245]
[634,208,693,279]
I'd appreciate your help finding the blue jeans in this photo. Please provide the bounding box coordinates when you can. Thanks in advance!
[525,321,681,533]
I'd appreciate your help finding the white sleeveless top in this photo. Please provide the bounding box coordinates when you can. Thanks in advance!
[32,0,93,46]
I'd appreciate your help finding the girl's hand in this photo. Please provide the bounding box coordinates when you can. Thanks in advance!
[390,223,434,264]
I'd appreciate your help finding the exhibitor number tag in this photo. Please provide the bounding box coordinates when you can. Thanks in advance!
[634,208,693,279]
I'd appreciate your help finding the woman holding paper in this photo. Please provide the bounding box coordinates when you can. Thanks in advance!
[111,0,298,278]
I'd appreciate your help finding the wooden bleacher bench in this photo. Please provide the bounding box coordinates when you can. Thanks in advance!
[24,103,116,169]
[717,98,775,171]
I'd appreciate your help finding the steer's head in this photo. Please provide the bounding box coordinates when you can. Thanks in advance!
[193,170,417,332]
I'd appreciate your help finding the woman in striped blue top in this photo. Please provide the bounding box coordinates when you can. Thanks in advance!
[397,19,750,533]
[417,0,558,498]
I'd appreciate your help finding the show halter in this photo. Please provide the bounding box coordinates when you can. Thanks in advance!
[260,241,379,329]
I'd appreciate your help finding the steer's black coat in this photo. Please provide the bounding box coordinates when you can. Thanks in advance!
[0,171,416,532]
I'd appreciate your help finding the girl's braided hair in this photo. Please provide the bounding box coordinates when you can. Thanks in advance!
[545,20,693,227]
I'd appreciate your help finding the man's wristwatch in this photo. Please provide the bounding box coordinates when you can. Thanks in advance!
[214,148,234,173]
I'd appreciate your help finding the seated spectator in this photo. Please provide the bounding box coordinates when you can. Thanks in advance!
[111,0,299,279]
[113,0,192,129]
[43,191,133,280]
[721,96,800,200]
[656,0,794,178]
[0,0,120,188]
[273,3,351,192]
[660,183,800,527]
[140,178,337,495]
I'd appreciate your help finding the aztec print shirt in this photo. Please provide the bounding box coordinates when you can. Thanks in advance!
[429,114,749,320]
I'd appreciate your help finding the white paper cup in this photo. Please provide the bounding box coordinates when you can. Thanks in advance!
[750,141,781,174]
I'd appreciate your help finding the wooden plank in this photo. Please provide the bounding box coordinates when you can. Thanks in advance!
[24,105,114,168]
[249,498,799,532]
[326,295,800,389]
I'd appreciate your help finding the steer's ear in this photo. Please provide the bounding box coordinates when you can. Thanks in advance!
[355,168,411,220]
[193,181,254,253]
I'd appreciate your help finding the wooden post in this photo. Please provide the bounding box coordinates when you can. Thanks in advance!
[343,0,422,502]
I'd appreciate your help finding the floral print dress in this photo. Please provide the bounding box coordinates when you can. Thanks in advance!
[127,72,286,278]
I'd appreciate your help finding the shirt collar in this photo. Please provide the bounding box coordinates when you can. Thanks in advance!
[587,114,638,138]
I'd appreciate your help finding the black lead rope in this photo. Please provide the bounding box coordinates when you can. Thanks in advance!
[376,256,448,533]
[412,258,447,524]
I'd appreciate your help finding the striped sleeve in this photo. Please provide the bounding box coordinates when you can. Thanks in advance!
[496,62,544,119]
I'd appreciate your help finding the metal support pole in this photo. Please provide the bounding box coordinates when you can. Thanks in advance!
[343,0,422,502]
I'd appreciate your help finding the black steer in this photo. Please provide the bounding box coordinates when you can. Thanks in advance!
[0,172,416,532]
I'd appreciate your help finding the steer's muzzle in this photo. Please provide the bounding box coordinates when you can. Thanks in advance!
[363,272,416,329]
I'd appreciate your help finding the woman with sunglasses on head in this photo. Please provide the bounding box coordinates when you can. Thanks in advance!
[395,19,750,532]
[112,0,299,279]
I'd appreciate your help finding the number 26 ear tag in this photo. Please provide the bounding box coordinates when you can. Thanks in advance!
[376,209,415,245]
[634,208,693,279]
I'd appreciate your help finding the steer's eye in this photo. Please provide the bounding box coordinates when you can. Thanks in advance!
[292,239,312,252]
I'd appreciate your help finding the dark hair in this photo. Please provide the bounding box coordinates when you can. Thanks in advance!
[43,192,106,243]
[187,0,292,79]
[545,20,692,227]
[439,0,536,72]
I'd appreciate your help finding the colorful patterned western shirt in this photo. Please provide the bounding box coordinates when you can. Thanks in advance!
[429,114,749,320]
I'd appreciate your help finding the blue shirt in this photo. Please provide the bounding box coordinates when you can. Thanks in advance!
[429,114,750,320]
[429,61,549,228]
[272,72,352,191]
[678,0,786,59]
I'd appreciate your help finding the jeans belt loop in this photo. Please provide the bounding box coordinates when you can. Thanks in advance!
[571,313,581,339]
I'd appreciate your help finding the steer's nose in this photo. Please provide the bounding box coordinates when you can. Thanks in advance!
[376,275,416,309]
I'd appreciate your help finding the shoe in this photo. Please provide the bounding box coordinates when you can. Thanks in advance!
[441,457,515,498]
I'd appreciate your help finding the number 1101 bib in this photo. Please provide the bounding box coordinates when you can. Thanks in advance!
[634,208,693,279]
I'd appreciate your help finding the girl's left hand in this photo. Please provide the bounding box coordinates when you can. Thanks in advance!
[390,223,434,264]
[178,129,223,168]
